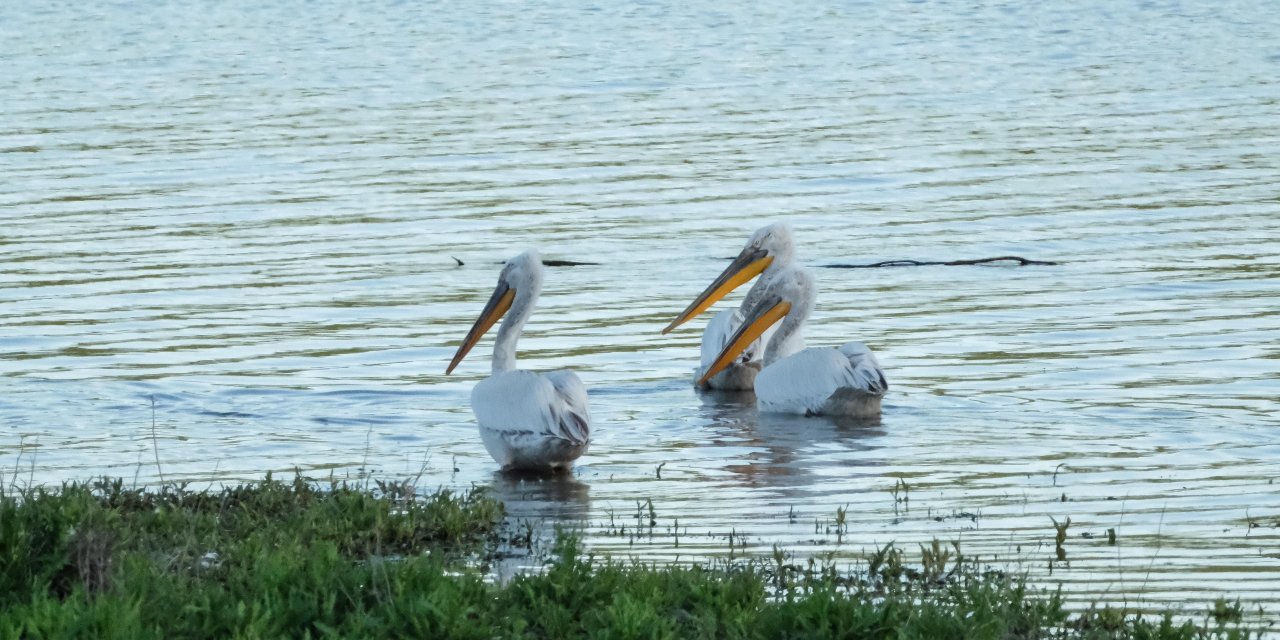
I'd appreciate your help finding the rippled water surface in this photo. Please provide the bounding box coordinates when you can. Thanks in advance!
[4,0,1280,617]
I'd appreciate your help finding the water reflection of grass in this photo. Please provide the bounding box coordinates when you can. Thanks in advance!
[0,475,1265,638]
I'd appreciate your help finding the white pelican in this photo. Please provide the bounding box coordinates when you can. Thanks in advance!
[661,223,796,390]
[698,266,888,418]
[444,250,591,471]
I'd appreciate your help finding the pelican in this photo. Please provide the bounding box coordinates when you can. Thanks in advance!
[699,266,888,418]
[661,223,796,390]
[444,250,590,471]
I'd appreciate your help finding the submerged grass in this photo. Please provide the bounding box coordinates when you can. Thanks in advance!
[0,474,1263,638]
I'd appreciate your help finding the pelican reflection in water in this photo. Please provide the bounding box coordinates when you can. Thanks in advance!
[700,394,886,489]
[445,250,591,471]
[700,265,888,418]
[662,223,797,390]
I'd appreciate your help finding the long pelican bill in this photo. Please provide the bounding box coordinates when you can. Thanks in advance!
[697,298,791,386]
[661,247,773,334]
[445,281,515,374]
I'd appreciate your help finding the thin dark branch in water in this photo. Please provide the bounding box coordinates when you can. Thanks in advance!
[822,256,1057,268]
[450,256,464,267]
[484,259,600,267]
[541,259,600,267]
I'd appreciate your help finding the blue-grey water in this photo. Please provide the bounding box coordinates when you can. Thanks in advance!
[3,0,1279,618]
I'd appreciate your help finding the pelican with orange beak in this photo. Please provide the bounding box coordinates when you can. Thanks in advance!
[661,223,796,390]
[445,250,590,471]
[699,265,887,418]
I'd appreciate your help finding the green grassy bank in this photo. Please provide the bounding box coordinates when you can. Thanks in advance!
[0,475,1262,639]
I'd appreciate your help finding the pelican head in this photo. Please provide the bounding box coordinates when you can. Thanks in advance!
[697,266,814,385]
[445,250,543,374]
[661,222,795,334]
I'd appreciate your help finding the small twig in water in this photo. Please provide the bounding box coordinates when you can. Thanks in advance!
[1115,496,1128,606]
[359,424,374,486]
[1051,516,1071,561]
[410,450,432,489]
[7,435,26,491]
[150,396,165,484]
[132,448,144,489]
[27,436,37,489]
[1139,506,1167,605]
[822,255,1057,268]
[450,256,464,267]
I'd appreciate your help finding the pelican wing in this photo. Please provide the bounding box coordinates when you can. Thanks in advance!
[838,341,888,396]
[755,345,887,415]
[471,370,591,445]
[544,369,591,445]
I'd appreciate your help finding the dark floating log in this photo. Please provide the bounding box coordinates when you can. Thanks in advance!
[450,256,465,267]
[822,256,1057,268]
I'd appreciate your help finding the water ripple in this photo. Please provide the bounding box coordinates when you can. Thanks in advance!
[3,0,1280,616]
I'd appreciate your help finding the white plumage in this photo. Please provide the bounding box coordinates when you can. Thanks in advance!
[700,266,888,418]
[471,369,590,469]
[445,251,591,471]
[754,341,888,418]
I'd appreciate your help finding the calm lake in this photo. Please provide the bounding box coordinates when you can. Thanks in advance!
[3,0,1279,617]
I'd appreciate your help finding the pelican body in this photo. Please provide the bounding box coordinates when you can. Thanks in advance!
[700,266,888,418]
[445,251,590,471]
[662,223,796,390]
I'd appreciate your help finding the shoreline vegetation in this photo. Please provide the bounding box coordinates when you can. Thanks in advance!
[0,474,1264,638]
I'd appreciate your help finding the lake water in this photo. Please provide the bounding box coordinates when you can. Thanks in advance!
[3,0,1279,618]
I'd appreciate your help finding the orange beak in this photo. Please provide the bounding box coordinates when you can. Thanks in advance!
[445,281,515,374]
[696,297,791,385]
[661,246,773,334]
